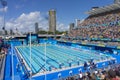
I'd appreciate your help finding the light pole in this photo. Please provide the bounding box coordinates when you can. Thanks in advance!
[1,0,7,35]
[29,32,32,80]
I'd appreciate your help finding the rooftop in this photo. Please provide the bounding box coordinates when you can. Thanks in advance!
[86,2,120,15]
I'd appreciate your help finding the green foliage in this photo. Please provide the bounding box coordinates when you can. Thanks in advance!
[38,30,47,34]
[38,30,68,35]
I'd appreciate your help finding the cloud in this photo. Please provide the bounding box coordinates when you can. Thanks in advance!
[57,23,69,31]
[0,6,8,12]
[6,11,42,32]
[4,11,68,33]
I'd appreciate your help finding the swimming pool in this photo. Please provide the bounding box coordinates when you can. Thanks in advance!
[16,44,113,75]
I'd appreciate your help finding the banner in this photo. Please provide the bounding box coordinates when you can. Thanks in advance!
[98,44,105,47]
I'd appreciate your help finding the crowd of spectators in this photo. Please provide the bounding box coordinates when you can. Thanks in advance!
[0,37,7,80]
[59,64,120,80]
[69,9,120,41]
[0,37,10,70]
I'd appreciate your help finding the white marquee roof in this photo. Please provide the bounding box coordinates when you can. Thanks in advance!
[86,3,120,15]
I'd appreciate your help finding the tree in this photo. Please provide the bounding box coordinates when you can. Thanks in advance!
[38,30,47,34]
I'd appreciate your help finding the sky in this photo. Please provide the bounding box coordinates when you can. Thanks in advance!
[0,0,114,33]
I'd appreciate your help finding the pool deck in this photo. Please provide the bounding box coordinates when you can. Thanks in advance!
[4,44,120,80]
[15,45,117,78]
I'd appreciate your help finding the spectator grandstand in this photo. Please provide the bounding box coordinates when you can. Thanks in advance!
[1,1,120,80]
[58,2,120,80]
[0,38,6,80]
[0,53,6,80]
[68,2,120,46]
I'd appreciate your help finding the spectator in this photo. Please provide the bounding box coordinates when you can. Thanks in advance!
[79,71,83,80]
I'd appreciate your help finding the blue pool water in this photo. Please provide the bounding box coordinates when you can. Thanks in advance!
[16,44,113,75]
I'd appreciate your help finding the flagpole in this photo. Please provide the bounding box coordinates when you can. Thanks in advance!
[29,32,32,80]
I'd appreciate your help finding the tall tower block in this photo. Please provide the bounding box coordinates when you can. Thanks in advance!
[35,22,39,33]
[49,10,56,34]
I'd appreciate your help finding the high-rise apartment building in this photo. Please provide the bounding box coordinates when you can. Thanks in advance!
[49,10,56,34]
[35,22,39,33]
[69,23,75,32]
[75,19,81,27]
